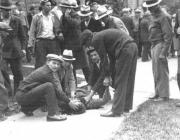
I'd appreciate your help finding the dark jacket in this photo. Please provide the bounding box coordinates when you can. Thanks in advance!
[81,17,104,32]
[149,9,172,54]
[88,59,106,96]
[91,29,134,77]
[2,15,26,59]
[60,11,89,69]
[121,15,135,37]
[139,13,151,43]
[17,65,70,103]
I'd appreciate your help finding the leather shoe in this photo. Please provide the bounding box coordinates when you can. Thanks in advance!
[149,95,159,100]
[22,111,34,116]
[100,111,121,117]
[47,114,67,122]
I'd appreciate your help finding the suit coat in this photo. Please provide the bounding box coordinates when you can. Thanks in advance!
[2,15,26,59]
[58,65,76,97]
[88,59,106,97]
[105,16,129,35]
[17,65,70,103]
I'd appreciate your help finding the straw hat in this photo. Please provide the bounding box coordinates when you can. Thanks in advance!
[62,50,76,61]
[77,5,93,17]
[143,0,162,8]
[94,5,113,20]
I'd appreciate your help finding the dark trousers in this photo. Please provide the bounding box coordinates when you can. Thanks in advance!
[111,43,138,115]
[177,56,180,89]
[141,42,151,62]
[35,39,59,69]
[5,58,23,95]
[16,82,59,116]
[0,70,8,114]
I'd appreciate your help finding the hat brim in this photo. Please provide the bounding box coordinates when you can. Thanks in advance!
[142,0,162,8]
[77,11,93,17]
[94,9,113,20]
[63,58,76,61]
[0,6,12,10]
[59,4,78,8]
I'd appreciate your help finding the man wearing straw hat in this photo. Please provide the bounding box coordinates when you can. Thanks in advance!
[94,5,129,35]
[143,0,172,101]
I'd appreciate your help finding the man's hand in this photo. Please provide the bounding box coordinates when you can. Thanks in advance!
[65,8,71,18]
[103,77,112,86]
[21,49,26,57]
[68,99,81,110]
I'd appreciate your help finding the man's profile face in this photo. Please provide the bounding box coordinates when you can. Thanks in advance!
[47,59,61,72]
[90,51,100,63]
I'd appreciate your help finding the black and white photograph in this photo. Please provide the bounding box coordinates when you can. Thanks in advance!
[0,0,180,140]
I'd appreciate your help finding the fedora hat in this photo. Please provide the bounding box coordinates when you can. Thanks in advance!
[122,8,130,13]
[0,0,12,10]
[46,54,64,62]
[77,5,93,17]
[94,5,113,20]
[143,0,162,8]
[59,0,78,8]
[62,49,76,61]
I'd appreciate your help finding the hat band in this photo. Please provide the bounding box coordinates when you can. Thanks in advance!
[81,10,91,14]
[63,55,74,60]
[146,0,158,5]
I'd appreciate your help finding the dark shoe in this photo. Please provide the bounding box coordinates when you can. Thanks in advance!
[47,114,67,122]
[100,111,121,117]
[124,109,130,113]
[149,95,159,100]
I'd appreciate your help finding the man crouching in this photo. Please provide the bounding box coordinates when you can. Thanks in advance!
[15,54,79,121]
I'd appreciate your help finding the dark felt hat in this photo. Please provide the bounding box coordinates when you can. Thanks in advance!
[0,0,12,10]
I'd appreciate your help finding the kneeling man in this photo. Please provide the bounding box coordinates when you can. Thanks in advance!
[16,54,74,121]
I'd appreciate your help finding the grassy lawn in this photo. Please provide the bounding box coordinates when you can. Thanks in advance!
[111,99,180,140]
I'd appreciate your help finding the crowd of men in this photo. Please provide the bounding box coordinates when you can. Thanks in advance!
[0,0,179,122]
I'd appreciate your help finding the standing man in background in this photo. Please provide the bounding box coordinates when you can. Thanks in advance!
[28,0,59,69]
[143,0,172,101]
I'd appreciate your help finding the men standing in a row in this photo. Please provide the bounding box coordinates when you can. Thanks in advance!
[0,0,26,95]
[28,0,59,69]
[143,0,172,101]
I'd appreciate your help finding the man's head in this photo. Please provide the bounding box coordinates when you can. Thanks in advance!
[143,0,161,14]
[81,29,93,47]
[62,49,75,68]
[134,8,141,18]
[15,1,24,11]
[87,48,100,64]
[46,54,63,72]
[0,0,12,19]
[40,0,52,14]
[77,5,93,22]
[59,0,78,14]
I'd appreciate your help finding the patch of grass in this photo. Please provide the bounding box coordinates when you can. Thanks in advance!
[111,99,180,140]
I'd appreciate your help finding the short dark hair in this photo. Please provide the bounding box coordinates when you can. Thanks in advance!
[40,0,50,7]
